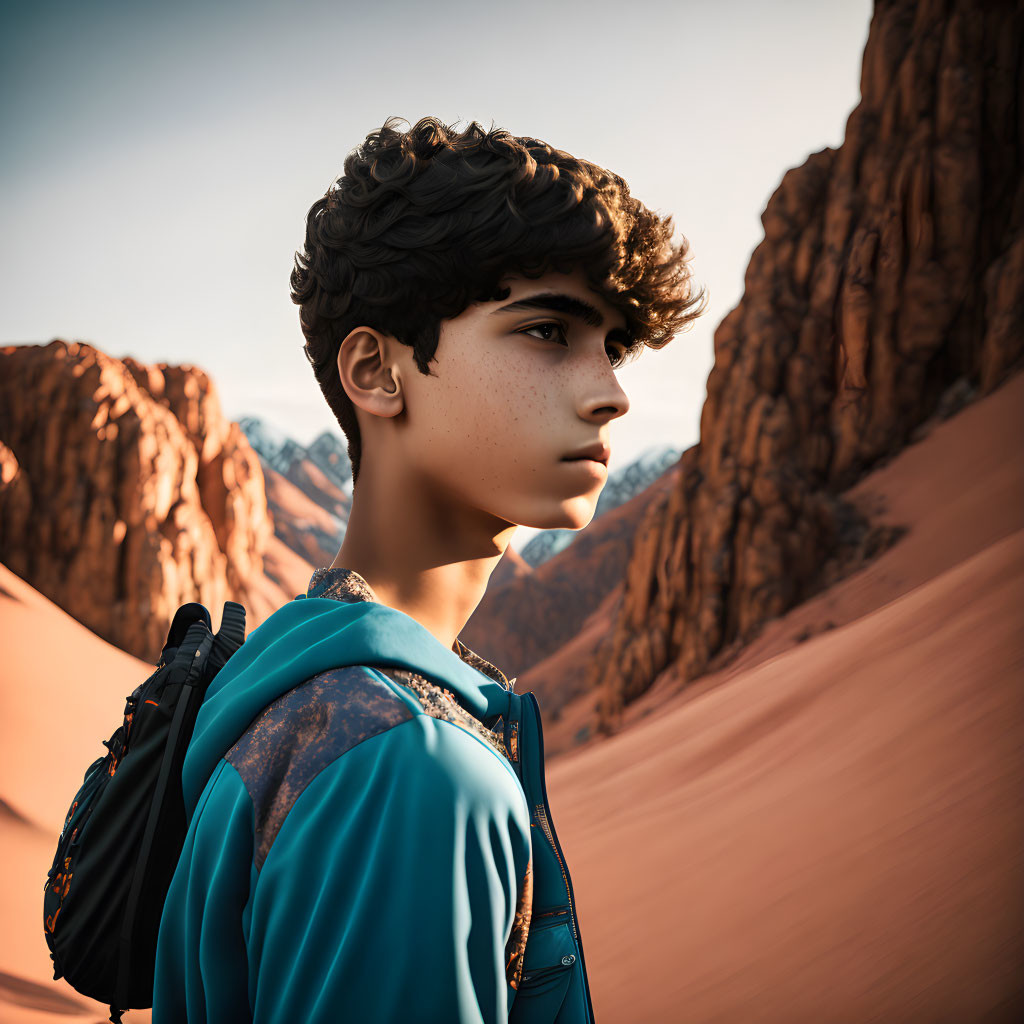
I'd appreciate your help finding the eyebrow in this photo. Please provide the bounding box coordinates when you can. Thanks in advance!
[489,291,632,345]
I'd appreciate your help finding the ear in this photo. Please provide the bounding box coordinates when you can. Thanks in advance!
[336,327,405,420]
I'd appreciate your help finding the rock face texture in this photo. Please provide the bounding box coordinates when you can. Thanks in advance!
[588,0,1024,731]
[0,340,272,661]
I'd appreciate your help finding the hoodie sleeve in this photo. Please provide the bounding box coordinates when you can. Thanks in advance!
[244,713,533,1024]
[153,758,257,1024]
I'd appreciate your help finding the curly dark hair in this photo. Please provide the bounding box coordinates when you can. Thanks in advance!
[290,115,705,485]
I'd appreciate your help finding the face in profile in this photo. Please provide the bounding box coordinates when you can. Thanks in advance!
[394,266,632,534]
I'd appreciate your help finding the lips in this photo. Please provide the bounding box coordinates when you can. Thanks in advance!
[561,442,611,465]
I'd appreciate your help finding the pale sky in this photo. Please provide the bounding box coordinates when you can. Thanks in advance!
[1,0,872,550]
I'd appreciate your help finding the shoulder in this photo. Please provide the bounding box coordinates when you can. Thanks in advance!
[225,666,415,792]
[222,666,524,871]
[223,666,413,869]
[389,710,528,817]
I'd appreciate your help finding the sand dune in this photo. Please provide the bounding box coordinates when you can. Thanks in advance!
[0,566,153,1022]
[545,376,1024,1021]
[0,563,150,832]
[550,530,1023,1021]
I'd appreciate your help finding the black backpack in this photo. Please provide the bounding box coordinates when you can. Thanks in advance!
[43,600,246,1023]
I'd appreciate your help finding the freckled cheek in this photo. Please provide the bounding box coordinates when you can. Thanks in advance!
[432,346,553,464]
[501,373,546,422]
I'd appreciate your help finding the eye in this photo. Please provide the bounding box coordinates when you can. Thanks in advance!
[518,321,568,346]
[519,321,627,368]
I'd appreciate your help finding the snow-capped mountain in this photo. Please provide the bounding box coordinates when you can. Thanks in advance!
[307,431,353,493]
[237,416,293,472]
[239,416,353,496]
[239,416,352,568]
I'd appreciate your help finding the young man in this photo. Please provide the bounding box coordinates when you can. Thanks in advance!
[153,116,702,1022]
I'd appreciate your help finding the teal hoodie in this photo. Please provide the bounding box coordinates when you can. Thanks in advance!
[153,569,595,1023]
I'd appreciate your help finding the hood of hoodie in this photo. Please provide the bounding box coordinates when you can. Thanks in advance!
[181,571,516,817]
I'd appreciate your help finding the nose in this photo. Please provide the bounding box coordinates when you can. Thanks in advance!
[578,360,630,423]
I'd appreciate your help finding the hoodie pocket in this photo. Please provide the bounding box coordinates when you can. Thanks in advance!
[509,917,577,1021]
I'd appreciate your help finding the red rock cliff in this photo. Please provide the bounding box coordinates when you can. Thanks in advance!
[591,0,1024,730]
[0,340,273,661]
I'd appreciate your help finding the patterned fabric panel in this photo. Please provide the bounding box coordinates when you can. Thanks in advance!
[307,566,378,605]
[225,666,413,871]
[375,666,510,763]
[506,860,533,990]
[452,636,517,692]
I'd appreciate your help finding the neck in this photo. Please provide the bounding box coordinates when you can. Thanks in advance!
[331,461,516,652]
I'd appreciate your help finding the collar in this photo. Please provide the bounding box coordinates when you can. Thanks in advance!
[306,566,515,692]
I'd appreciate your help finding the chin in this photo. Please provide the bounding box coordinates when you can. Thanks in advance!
[518,496,597,533]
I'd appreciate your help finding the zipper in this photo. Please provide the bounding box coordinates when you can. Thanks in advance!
[532,907,570,921]
[534,804,576,939]
[524,689,596,1023]
[520,960,573,985]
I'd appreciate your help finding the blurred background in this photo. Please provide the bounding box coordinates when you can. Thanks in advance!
[2,0,1022,1021]
[1,0,873,552]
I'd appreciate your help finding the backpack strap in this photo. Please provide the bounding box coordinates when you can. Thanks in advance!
[216,601,246,649]
[161,603,211,659]
[207,602,246,676]
[114,623,215,1010]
